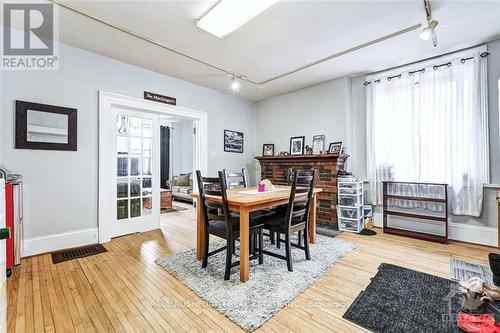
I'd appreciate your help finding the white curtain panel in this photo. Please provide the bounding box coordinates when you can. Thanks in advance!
[366,46,489,216]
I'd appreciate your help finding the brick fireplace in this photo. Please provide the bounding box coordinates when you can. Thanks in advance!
[255,154,348,229]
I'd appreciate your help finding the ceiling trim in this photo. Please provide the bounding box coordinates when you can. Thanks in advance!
[52,0,422,87]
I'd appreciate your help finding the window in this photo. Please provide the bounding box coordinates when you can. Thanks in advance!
[366,46,489,216]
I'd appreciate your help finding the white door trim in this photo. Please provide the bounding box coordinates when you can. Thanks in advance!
[98,91,208,243]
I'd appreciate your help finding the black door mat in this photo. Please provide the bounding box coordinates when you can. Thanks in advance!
[51,244,108,264]
[343,263,462,333]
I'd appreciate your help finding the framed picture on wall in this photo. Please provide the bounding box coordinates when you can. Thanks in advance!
[262,144,274,156]
[328,141,343,154]
[290,136,305,155]
[224,129,244,153]
[312,135,325,154]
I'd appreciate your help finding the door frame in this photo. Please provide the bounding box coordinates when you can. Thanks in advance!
[98,91,208,244]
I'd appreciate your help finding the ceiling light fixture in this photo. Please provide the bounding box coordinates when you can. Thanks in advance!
[197,0,279,39]
[230,76,240,91]
[419,0,439,47]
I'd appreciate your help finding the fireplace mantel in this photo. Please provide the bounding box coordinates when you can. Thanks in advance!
[255,154,349,229]
[255,154,349,163]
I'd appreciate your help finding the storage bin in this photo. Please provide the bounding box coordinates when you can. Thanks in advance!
[338,181,363,189]
[338,187,363,195]
[338,194,363,206]
[339,205,363,219]
[338,217,364,233]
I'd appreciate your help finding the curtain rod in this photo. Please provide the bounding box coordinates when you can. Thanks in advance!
[363,51,490,86]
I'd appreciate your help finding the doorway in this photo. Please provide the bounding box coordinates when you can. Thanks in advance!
[98,91,207,243]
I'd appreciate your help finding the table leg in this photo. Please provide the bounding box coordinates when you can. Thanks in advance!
[309,194,317,244]
[196,198,204,260]
[239,207,250,282]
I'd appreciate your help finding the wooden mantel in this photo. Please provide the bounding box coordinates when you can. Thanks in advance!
[255,153,349,229]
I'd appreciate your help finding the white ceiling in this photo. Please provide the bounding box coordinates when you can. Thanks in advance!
[53,0,500,101]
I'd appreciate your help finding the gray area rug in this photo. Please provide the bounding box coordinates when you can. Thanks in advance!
[316,225,343,238]
[450,258,494,285]
[156,235,357,331]
[160,204,188,213]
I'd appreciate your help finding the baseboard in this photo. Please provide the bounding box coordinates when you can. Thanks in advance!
[23,228,99,257]
[372,212,497,247]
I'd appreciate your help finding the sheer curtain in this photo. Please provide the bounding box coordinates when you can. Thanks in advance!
[366,46,489,216]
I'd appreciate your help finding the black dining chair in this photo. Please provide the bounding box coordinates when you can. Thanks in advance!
[222,168,276,250]
[196,170,264,280]
[261,170,315,272]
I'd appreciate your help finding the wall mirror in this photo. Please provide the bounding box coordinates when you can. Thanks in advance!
[15,100,77,151]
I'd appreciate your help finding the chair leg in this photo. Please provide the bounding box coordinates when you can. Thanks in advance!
[277,233,281,249]
[202,229,209,268]
[285,234,293,272]
[298,230,302,246]
[224,239,233,280]
[258,228,264,265]
[304,227,311,260]
[232,239,236,255]
[250,234,255,255]
[270,231,275,245]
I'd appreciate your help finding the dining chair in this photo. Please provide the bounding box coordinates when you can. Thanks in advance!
[196,170,264,280]
[261,170,315,272]
[222,168,276,251]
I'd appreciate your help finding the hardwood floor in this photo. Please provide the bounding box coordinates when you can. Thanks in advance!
[7,202,498,332]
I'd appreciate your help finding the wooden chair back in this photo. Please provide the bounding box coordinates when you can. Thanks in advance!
[195,170,233,235]
[284,170,315,229]
[222,168,248,189]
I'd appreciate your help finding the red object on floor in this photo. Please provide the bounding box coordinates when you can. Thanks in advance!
[458,312,500,333]
[5,182,14,271]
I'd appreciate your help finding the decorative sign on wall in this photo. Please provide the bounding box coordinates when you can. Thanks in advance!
[224,129,244,153]
[144,91,176,105]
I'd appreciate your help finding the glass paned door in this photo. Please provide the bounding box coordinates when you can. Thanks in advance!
[111,110,159,238]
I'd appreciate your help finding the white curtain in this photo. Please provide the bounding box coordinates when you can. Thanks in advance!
[366,46,489,217]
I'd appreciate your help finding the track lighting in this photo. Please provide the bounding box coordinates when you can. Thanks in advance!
[419,20,438,41]
[420,0,439,47]
[230,76,240,92]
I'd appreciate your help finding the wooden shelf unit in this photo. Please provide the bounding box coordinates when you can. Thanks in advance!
[382,181,448,244]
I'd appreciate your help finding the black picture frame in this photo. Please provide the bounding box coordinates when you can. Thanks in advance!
[262,144,274,156]
[224,129,244,153]
[15,100,77,151]
[289,136,305,155]
[328,141,343,154]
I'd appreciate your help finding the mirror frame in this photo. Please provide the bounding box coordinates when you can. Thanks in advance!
[15,100,77,151]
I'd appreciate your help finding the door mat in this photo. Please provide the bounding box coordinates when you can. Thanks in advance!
[343,263,462,332]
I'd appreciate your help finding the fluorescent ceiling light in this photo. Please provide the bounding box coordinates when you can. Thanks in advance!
[197,0,279,39]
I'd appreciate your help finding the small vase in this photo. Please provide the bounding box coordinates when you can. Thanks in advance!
[488,253,500,286]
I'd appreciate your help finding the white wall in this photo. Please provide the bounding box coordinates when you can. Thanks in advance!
[171,120,194,176]
[255,39,500,234]
[0,41,257,246]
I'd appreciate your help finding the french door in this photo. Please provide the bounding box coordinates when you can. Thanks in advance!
[110,108,160,238]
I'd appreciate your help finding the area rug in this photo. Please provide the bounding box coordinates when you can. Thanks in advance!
[155,234,357,331]
[343,263,462,333]
[316,225,343,238]
[450,258,494,286]
[160,205,188,213]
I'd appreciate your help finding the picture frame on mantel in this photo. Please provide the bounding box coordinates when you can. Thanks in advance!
[328,141,343,154]
[290,136,305,155]
[262,144,274,156]
[312,135,325,154]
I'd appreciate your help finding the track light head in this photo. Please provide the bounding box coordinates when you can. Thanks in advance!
[230,76,240,91]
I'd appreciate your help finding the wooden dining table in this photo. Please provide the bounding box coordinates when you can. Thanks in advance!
[191,186,322,282]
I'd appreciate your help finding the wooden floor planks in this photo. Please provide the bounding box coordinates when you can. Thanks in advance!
[7,202,498,332]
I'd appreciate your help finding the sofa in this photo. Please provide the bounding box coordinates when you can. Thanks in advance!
[167,173,193,202]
